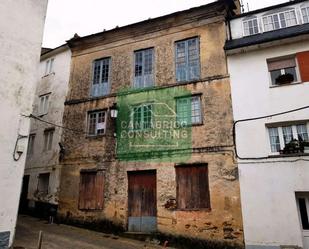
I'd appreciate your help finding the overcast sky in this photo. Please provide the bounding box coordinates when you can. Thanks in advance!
[42,0,287,48]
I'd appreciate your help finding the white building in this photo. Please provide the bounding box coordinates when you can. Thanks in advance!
[0,0,48,247]
[226,0,309,249]
[21,45,71,216]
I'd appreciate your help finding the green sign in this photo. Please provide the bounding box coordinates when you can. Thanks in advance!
[116,87,192,162]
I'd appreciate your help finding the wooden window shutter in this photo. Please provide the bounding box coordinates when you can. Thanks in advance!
[297,51,309,82]
[176,164,210,210]
[267,58,296,71]
[79,171,104,210]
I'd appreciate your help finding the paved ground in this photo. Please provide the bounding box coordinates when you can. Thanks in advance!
[13,215,170,249]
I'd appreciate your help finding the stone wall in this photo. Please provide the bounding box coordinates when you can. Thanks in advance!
[59,3,243,246]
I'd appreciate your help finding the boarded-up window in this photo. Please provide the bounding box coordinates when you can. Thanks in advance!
[79,170,104,210]
[176,164,210,210]
[38,173,50,195]
[297,51,309,82]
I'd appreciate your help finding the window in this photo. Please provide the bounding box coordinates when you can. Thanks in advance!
[37,173,50,195]
[263,10,297,32]
[131,104,153,130]
[267,57,298,86]
[45,58,54,76]
[88,111,106,136]
[243,18,259,36]
[269,128,281,153]
[176,164,210,210]
[79,170,104,210]
[134,48,154,88]
[176,96,202,126]
[302,7,309,23]
[27,134,35,155]
[268,123,309,153]
[91,58,111,97]
[44,129,54,151]
[175,37,200,82]
[39,94,50,115]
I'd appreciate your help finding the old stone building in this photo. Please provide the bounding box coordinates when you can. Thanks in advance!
[58,0,244,245]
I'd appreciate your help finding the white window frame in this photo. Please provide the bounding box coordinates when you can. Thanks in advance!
[87,110,107,136]
[242,18,259,36]
[268,123,309,155]
[39,93,50,115]
[267,56,301,86]
[44,58,54,76]
[262,9,298,32]
[43,129,54,152]
[301,7,309,24]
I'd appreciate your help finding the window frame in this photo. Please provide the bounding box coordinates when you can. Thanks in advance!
[133,48,155,89]
[175,164,211,211]
[268,123,309,155]
[262,9,298,32]
[301,7,309,24]
[43,128,54,152]
[87,110,107,137]
[130,103,153,131]
[175,37,200,83]
[243,18,259,36]
[44,58,54,76]
[38,93,51,115]
[90,57,111,97]
[27,134,36,155]
[267,56,300,86]
[176,95,203,126]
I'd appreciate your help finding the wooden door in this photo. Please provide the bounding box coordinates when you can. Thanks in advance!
[128,170,156,232]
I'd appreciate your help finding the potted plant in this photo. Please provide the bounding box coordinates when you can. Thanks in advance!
[275,73,294,85]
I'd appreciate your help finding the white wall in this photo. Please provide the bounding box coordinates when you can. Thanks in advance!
[0,0,48,247]
[239,162,309,247]
[228,40,309,248]
[25,47,71,205]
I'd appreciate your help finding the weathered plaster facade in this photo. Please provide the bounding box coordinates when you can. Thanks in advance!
[59,0,243,245]
[0,0,48,247]
[24,46,71,208]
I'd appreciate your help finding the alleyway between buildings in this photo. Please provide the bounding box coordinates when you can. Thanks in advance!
[13,216,172,249]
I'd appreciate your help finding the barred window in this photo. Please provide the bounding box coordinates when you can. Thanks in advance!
[134,48,154,88]
[91,58,111,97]
[177,96,202,126]
[88,111,106,136]
[175,38,200,82]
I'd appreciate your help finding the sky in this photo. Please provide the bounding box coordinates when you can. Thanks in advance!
[42,0,287,48]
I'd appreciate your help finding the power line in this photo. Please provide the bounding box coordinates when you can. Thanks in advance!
[233,105,309,160]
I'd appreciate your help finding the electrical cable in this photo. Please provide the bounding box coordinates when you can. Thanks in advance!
[233,105,309,160]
